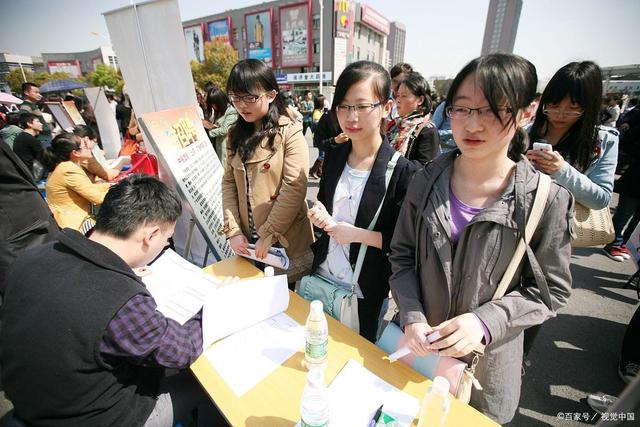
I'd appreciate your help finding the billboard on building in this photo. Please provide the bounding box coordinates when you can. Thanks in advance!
[207,17,233,47]
[279,1,311,68]
[184,25,205,62]
[361,5,390,35]
[47,60,82,78]
[245,9,274,67]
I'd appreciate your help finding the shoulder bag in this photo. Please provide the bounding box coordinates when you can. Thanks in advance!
[377,173,552,403]
[571,202,614,247]
[298,152,402,333]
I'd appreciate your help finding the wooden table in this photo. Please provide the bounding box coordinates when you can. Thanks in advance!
[192,257,499,426]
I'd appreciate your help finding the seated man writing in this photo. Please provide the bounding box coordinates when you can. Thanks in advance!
[0,174,219,427]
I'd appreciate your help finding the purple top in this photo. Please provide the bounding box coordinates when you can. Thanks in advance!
[449,186,484,244]
[449,186,492,345]
[100,294,203,368]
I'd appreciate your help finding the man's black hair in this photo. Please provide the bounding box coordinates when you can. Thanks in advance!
[21,82,38,94]
[19,112,39,129]
[94,175,182,239]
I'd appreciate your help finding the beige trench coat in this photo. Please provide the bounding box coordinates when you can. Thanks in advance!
[221,115,314,261]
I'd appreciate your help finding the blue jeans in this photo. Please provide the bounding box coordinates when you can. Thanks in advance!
[612,194,640,246]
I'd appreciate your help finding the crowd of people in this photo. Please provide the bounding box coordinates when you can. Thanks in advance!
[0,50,639,426]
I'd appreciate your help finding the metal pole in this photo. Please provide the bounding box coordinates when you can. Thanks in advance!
[18,61,27,82]
[318,0,324,97]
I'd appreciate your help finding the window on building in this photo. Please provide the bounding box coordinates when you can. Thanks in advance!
[356,47,360,60]
[313,40,320,54]
[368,29,371,43]
[313,14,320,29]
[233,28,238,41]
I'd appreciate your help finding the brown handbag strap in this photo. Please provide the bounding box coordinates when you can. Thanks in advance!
[491,173,551,300]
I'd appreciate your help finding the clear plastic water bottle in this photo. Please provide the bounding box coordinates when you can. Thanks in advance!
[305,300,328,369]
[417,376,451,427]
[300,368,330,427]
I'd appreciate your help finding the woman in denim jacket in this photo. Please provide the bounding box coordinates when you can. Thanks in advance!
[527,61,619,211]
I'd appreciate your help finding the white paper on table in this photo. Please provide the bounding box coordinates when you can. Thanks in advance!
[238,244,290,269]
[205,312,305,396]
[202,274,289,348]
[142,249,220,324]
[294,359,420,427]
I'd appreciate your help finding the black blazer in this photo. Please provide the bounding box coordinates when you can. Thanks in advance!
[311,141,418,304]
[0,138,59,293]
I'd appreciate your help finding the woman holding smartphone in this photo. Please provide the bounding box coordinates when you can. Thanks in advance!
[527,61,618,209]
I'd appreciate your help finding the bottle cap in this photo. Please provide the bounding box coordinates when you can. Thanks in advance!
[311,300,324,313]
[307,367,325,387]
[431,376,450,396]
[264,266,274,277]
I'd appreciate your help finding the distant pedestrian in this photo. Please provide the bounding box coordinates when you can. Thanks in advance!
[300,91,314,135]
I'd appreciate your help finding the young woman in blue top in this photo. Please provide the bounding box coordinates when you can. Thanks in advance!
[527,61,619,210]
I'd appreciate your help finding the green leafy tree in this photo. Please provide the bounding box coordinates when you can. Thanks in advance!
[433,79,454,99]
[191,40,238,91]
[5,68,33,93]
[84,64,124,93]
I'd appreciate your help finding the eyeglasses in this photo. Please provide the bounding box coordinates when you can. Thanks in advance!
[446,105,513,121]
[335,102,382,115]
[228,93,267,104]
[542,107,584,118]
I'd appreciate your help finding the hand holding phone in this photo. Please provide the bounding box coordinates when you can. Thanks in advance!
[532,142,552,152]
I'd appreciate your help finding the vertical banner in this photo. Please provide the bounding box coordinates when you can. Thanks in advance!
[245,9,274,67]
[279,1,311,68]
[184,24,205,62]
[85,87,122,159]
[207,17,233,47]
[104,0,223,264]
[139,107,233,261]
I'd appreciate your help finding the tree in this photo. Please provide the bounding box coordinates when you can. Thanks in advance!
[433,79,454,99]
[4,69,72,93]
[84,64,124,93]
[191,40,238,91]
[5,68,32,93]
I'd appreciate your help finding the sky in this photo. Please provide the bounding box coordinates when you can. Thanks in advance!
[1,0,638,82]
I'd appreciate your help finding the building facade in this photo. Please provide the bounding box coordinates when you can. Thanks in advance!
[0,53,35,93]
[41,45,118,77]
[480,0,522,55]
[182,0,401,93]
[387,22,406,69]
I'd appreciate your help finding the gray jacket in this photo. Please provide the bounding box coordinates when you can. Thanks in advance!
[389,150,574,424]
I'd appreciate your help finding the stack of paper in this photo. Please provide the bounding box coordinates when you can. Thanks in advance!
[142,249,220,324]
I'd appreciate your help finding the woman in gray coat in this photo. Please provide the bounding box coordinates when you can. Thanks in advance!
[389,54,574,424]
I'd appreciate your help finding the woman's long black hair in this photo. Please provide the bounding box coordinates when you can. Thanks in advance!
[205,86,230,123]
[41,132,81,171]
[399,71,433,116]
[529,61,602,172]
[226,59,288,162]
[446,53,538,162]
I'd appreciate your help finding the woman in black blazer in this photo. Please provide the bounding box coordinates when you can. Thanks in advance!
[307,61,418,342]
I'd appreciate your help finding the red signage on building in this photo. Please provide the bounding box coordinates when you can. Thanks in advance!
[361,5,389,35]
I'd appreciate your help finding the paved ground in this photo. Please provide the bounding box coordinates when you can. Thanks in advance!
[1,133,638,425]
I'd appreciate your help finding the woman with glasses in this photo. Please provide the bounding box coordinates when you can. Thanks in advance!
[385,71,441,164]
[221,59,314,286]
[527,61,618,211]
[43,132,111,231]
[389,54,573,424]
[306,61,418,342]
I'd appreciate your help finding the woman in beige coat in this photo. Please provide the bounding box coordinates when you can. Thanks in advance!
[43,133,110,231]
[221,59,314,285]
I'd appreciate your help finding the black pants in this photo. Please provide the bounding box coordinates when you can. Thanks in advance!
[621,304,640,366]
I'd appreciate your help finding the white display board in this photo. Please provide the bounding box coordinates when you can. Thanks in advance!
[85,87,122,159]
[138,106,232,261]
